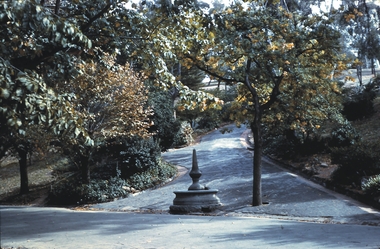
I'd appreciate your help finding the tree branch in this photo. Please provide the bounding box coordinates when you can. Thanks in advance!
[183,54,240,83]
[80,3,112,33]
[261,74,283,111]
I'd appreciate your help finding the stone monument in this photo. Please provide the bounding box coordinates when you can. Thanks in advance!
[170,149,221,213]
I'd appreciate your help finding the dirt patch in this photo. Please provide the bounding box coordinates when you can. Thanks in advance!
[0,151,70,206]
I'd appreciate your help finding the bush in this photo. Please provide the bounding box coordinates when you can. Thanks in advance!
[49,161,177,205]
[362,174,380,196]
[263,133,327,159]
[197,110,221,130]
[173,121,194,147]
[331,141,380,186]
[117,137,162,179]
[342,79,378,121]
[49,173,130,205]
[148,88,181,151]
[127,161,177,190]
[49,135,178,205]
[329,121,360,147]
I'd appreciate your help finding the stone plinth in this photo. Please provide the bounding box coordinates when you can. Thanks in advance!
[170,189,221,213]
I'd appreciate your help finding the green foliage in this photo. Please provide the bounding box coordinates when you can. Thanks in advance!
[263,128,327,159]
[127,161,177,190]
[48,161,176,205]
[329,121,360,147]
[177,65,206,90]
[115,137,161,179]
[176,87,237,130]
[342,77,379,121]
[49,174,130,205]
[362,174,380,196]
[173,121,194,147]
[148,87,181,151]
[331,141,380,185]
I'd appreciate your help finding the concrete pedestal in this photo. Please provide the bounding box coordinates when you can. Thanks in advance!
[170,189,221,213]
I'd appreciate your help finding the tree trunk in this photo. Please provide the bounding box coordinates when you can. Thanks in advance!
[244,58,263,206]
[251,121,263,206]
[251,94,263,206]
[80,154,90,184]
[357,64,363,86]
[55,0,61,15]
[18,146,29,194]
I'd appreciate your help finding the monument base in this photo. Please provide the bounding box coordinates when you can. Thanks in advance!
[170,189,221,213]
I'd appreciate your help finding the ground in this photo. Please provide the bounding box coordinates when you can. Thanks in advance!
[0,151,70,206]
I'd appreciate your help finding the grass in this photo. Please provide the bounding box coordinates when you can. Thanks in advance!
[0,151,71,205]
[352,97,380,143]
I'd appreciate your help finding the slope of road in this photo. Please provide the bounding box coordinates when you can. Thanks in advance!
[2,124,380,249]
[90,124,380,225]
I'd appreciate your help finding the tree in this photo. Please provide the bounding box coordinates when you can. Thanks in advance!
[60,56,153,183]
[340,0,380,81]
[0,0,99,193]
[148,86,181,151]
[178,1,348,205]
[1,0,221,192]
[173,65,206,90]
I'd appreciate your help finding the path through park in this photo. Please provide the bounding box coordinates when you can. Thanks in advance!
[2,124,380,248]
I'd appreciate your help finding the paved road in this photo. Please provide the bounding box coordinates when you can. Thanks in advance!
[91,124,380,225]
[2,206,380,249]
[2,124,380,248]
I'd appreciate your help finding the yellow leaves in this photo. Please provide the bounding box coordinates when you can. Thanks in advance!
[330,82,341,94]
[345,8,363,22]
[344,76,356,82]
[268,42,293,52]
[209,31,215,39]
[226,8,233,14]
[206,56,219,69]
[284,43,294,50]
[344,14,356,22]
[115,22,120,28]
[224,20,231,29]
[267,44,279,51]
[336,60,347,71]
[352,58,362,67]
[354,8,363,16]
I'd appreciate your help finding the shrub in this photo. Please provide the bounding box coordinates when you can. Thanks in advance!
[197,110,221,130]
[263,132,327,159]
[148,88,181,151]
[342,79,378,121]
[48,173,130,205]
[127,161,177,190]
[49,135,178,205]
[49,160,177,205]
[172,121,194,147]
[362,174,380,196]
[329,121,360,147]
[117,137,162,179]
[331,141,380,186]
